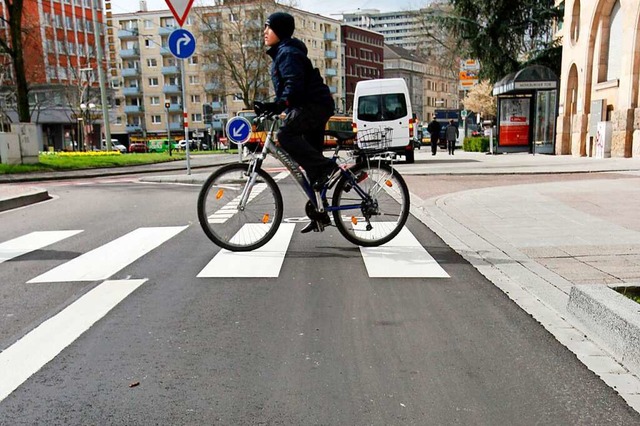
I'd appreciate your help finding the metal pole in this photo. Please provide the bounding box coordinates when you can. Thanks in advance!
[92,0,111,151]
[180,59,190,175]
[165,103,171,156]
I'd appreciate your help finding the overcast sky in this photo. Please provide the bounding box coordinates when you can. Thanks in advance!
[109,0,428,18]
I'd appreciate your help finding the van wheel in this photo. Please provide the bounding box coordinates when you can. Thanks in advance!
[405,149,415,164]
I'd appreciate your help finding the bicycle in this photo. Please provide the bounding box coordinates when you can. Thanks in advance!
[197,110,410,252]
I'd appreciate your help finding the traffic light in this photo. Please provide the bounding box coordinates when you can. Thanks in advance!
[164,101,170,109]
[203,104,213,124]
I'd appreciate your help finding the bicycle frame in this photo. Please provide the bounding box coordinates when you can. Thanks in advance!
[238,115,370,217]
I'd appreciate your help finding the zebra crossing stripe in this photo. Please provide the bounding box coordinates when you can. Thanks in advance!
[0,279,147,403]
[358,225,450,278]
[0,231,82,264]
[28,226,187,283]
[197,223,295,278]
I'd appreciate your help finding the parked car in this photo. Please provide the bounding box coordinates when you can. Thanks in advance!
[129,140,148,153]
[324,115,354,149]
[102,139,127,154]
[178,139,208,150]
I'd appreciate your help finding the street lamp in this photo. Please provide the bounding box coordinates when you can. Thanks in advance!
[80,102,96,151]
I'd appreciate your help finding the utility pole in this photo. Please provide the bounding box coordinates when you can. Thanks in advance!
[92,0,112,151]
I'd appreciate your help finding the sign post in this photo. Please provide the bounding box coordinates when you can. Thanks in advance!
[225,116,251,163]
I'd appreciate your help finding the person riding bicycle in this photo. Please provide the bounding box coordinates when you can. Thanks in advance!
[255,11,337,234]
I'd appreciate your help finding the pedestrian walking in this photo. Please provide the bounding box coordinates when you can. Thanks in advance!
[445,119,459,155]
[426,117,441,156]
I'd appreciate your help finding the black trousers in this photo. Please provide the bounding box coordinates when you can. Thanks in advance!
[277,103,334,182]
[447,139,455,154]
[431,136,438,154]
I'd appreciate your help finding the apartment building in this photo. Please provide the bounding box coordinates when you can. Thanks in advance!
[342,25,384,114]
[556,0,640,158]
[0,0,109,150]
[111,1,343,143]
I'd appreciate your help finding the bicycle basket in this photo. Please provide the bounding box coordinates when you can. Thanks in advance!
[356,127,393,153]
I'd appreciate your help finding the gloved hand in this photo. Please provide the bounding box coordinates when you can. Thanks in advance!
[254,100,286,116]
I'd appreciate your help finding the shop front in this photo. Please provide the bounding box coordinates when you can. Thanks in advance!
[493,65,558,154]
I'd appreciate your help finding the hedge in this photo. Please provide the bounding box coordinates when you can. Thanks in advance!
[463,136,491,152]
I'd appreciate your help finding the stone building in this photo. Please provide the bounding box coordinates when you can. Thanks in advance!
[556,0,640,157]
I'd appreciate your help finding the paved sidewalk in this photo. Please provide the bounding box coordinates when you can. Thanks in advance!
[2,150,640,411]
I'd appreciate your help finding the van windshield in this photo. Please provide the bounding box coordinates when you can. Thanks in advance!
[357,94,408,122]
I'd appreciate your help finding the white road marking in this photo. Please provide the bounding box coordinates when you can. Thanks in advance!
[197,223,295,278]
[0,279,147,402]
[358,225,450,278]
[28,226,187,283]
[0,230,82,264]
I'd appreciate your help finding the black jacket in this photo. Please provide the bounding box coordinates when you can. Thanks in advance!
[427,120,441,136]
[266,38,334,110]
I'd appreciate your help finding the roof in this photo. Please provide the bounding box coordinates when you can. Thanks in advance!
[492,65,558,96]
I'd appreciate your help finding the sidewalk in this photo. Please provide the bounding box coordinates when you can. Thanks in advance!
[2,150,640,410]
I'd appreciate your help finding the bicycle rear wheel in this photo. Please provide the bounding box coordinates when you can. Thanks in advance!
[198,163,283,251]
[331,161,409,247]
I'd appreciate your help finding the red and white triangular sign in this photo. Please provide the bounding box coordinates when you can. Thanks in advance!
[164,0,195,27]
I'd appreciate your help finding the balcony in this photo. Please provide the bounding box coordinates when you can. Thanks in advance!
[158,26,175,36]
[169,122,182,131]
[161,65,180,75]
[201,43,219,52]
[202,63,219,72]
[124,105,144,114]
[162,84,181,94]
[328,85,337,94]
[121,68,139,77]
[200,22,221,32]
[324,32,337,41]
[211,101,223,110]
[120,47,140,59]
[160,47,172,56]
[122,86,141,96]
[126,124,142,133]
[325,68,337,77]
[324,50,337,59]
[118,29,138,39]
[167,103,182,112]
[205,82,220,92]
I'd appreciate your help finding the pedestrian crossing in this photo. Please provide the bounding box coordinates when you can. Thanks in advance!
[1,224,449,282]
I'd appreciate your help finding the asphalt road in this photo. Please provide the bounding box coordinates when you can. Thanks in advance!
[0,173,638,425]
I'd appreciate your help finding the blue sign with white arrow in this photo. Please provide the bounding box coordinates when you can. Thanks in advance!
[226,116,251,145]
[168,28,196,59]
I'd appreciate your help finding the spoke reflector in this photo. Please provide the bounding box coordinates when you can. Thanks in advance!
[351,216,358,225]
[216,189,224,199]
[262,214,270,224]
[385,180,392,187]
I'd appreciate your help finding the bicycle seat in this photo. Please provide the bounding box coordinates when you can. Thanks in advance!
[325,130,356,142]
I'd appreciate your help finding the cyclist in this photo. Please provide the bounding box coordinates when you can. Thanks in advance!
[255,11,337,234]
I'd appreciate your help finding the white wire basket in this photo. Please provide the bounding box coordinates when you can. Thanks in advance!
[356,127,393,153]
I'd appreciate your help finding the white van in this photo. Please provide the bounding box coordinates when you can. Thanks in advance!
[352,78,415,163]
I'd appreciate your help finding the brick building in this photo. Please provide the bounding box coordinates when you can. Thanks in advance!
[341,25,384,114]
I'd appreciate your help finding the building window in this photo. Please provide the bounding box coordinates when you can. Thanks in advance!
[151,115,162,124]
[189,56,198,65]
[570,0,580,44]
[149,77,159,86]
[605,0,622,82]
[189,75,199,84]
[147,58,157,67]
[191,113,202,122]
[150,96,160,105]
[191,94,201,103]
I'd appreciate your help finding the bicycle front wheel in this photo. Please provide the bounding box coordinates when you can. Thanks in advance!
[197,163,283,251]
[332,161,410,247]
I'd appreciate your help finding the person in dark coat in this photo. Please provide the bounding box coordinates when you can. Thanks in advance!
[426,118,441,156]
[445,119,459,155]
[257,11,337,233]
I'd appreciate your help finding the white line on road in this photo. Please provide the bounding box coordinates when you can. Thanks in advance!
[0,279,147,403]
[0,230,83,264]
[358,225,450,278]
[28,226,187,283]
[197,223,295,278]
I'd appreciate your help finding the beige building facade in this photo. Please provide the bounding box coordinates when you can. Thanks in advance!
[111,2,343,142]
[556,0,640,157]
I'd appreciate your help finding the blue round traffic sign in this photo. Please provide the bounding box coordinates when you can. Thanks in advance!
[225,116,251,145]
[168,29,196,59]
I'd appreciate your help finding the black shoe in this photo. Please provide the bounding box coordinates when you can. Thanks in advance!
[312,163,339,190]
[301,214,331,233]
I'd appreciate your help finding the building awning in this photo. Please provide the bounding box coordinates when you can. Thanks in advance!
[492,65,558,96]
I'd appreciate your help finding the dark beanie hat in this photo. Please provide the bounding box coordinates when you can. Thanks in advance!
[265,12,295,40]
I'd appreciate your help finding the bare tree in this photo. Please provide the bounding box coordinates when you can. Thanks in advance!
[0,0,30,122]
[192,0,274,110]
[462,80,496,118]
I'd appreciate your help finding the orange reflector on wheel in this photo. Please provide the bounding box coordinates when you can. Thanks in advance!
[351,216,358,225]
[385,180,393,187]
[262,214,270,223]
[216,189,224,199]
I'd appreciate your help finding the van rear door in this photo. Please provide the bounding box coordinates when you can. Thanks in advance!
[355,93,411,150]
